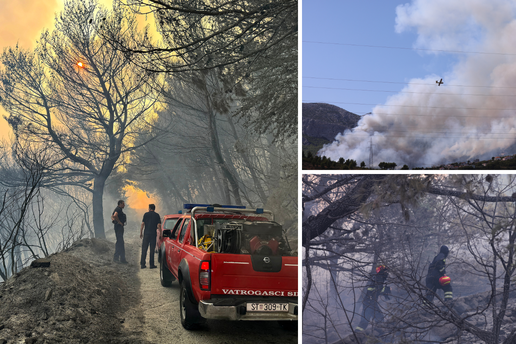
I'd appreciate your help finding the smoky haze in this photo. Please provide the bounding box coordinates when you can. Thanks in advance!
[0,0,58,139]
[319,0,516,167]
[302,175,516,343]
[0,0,155,140]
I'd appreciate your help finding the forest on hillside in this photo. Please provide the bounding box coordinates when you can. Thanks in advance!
[0,0,297,282]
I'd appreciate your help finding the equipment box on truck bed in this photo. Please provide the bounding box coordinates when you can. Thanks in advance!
[159,204,298,330]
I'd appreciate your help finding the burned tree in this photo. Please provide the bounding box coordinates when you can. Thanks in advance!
[303,174,516,344]
[0,0,163,238]
[0,142,47,281]
[112,0,297,72]
[106,0,298,141]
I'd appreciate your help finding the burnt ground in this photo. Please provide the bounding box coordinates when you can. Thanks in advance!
[0,237,144,344]
[0,232,298,344]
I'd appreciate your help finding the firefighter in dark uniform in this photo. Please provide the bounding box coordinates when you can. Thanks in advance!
[355,265,390,332]
[425,245,453,303]
[111,200,128,264]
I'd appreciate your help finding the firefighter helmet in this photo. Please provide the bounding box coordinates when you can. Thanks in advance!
[376,265,387,274]
[439,275,451,286]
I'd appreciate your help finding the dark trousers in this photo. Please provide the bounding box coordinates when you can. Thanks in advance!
[141,234,157,267]
[357,297,384,330]
[114,225,126,262]
[425,276,453,302]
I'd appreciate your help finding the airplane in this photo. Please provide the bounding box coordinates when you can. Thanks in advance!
[436,78,443,86]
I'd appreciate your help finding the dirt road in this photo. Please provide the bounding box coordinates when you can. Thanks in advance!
[121,233,298,344]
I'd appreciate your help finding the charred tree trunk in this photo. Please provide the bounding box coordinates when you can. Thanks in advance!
[92,175,107,239]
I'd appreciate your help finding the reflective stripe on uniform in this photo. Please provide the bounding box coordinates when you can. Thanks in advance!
[381,287,385,293]
[440,268,445,272]
[356,327,364,332]
[367,288,375,291]
[444,292,453,299]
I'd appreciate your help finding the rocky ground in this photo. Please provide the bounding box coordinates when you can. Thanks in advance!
[329,290,516,344]
[0,232,298,344]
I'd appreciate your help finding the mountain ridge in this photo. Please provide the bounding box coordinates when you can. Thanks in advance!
[302,103,361,154]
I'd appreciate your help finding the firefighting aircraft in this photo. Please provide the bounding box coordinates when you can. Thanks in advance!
[436,78,443,86]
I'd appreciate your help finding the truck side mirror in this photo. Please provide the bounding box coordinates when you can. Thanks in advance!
[163,229,172,238]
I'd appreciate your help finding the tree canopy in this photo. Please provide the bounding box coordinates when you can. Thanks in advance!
[0,1,164,238]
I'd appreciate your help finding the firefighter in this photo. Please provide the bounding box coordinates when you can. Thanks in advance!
[355,265,390,332]
[425,245,453,303]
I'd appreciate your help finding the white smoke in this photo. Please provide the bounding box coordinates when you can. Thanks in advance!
[318,0,516,167]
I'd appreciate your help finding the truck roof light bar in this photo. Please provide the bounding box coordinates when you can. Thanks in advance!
[183,204,246,210]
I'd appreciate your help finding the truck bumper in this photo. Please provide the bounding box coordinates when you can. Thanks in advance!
[198,299,298,321]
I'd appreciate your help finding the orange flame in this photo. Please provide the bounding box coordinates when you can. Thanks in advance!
[123,184,160,217]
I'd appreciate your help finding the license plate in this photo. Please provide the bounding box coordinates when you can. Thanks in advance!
[246,303,288,312]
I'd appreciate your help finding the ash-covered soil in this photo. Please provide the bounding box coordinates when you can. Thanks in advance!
[0,232,298,344]
[330,290,516,344]
[0,238,144,344]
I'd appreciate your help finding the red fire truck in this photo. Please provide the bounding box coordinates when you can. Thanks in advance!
[159,204,298,330]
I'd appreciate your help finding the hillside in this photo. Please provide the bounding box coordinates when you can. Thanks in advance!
[0,238,142,344]
[302,103,360,155]
[301,104,516,169]
[0,234,297,344]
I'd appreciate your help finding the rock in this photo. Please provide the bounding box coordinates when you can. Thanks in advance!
[464,297,479,310]
[30,259,51,268]
[91,239,110,253]
[44,289,52,302]
[25,337,37,344]
[49,273,60,283]
[432,322,458,340]
[452,299,470,314]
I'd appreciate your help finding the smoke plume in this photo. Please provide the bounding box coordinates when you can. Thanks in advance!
[318,0,516,167]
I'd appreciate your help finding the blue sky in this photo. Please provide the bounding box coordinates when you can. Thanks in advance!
[302,0,458,116]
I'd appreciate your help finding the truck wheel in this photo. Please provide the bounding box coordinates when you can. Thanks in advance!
[278,320,298,331]
[180,280,203,330]
[160,253,174,287]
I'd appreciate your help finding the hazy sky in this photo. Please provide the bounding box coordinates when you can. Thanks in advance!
[302,0,457,116]
[0,0,59,138]
[0,0,154,140]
